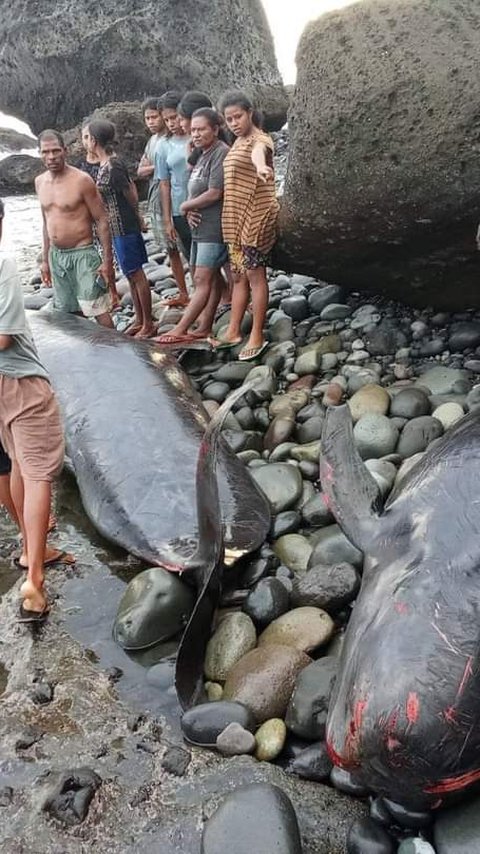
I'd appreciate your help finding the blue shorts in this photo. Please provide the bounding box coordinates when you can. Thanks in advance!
[190,241,228,269]
[113,233,148,277]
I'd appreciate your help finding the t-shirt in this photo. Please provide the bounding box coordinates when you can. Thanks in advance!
[143,134,165,203]
[154,135,190,216]
[187,141,229,243]
[96,158,140,238]
[78,160,100,182]
[0,252,49,380]
[222,130,279,253]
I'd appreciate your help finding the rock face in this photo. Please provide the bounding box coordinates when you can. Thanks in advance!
[0,154,44,194]
[0,128,36,153]
[64,102,149,174]
[278,0,480,309]
[0,0,287,134]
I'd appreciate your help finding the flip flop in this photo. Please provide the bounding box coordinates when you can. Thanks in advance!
[208,337,243,351]
[13,550,76,571]
[18,603,50,624]
[159,296,190,308]
[238,342,269,362]
[154,332,206,346]
[214,303,232,322]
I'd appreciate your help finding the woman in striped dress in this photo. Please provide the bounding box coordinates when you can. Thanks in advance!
[215,90,279,361]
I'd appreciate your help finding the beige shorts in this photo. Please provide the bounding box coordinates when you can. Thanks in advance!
[0,375,65,482]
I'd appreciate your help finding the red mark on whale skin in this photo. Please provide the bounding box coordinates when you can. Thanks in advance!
[443,706,457,725]
[406,693,420,725]
[456,656,473,701]
[425,767,480,794]
[326,738,361,771]
[394,601,409,615]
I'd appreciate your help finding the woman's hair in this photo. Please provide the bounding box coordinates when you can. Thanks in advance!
[142,97,161,114]
[178,91,212,119]
[160,90,183,111]
[87,119,116,154]
[191,107,221,128]
[218,89,263,129]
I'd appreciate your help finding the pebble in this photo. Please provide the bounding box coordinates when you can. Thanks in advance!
[263,416,295,451]
[201,783,303,854]
[223,644,310,723]
[308,284,343,314]
[396,415,443,457]
[285,656,337,740]
[31,682,54,705]
[161,746,191,776]
[431,401,464,429]
[321,302,352,321]
[389,387,431,419]
[258,606,334,653]
[181,701,256,746]
[254,718,287,761]
[354,414,399,459]
[323,381,344,406]
[397,841,436,854]
[348,384,391,421]
[301,492,333,527]
[242,577,290,627]
[291,562,360,611]
[205,682,223,702]
[415,366,470,396]
[250,463,303,513]
[433,794,480,852]
[289,741,333,782]
[272,534,313,573]
[347,817,395,853]
[204,613,257,682]
[203,381,230,403]
[296,416,324,444]
[0,786,13,807]
[309,524,363,569]
[40,768,101,826]
[271,510,301,538]
[216,722,256,756]
[331,767,370,797]
[280,295,309,321]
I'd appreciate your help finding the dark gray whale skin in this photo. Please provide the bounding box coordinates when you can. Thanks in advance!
[29,312,270,569]
[321,405,480,810]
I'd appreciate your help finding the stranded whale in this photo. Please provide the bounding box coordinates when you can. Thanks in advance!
[321,404,480,809]
[29,312,270,569]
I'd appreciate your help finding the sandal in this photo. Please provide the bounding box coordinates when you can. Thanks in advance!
[154,332,206,346]
[208,336,243,351]
[238,342,269,362]
[13,550,76,571]
[18,603,50,624]
[159,296,190,308]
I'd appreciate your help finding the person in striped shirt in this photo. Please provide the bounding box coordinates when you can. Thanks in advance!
[214,90,280,362]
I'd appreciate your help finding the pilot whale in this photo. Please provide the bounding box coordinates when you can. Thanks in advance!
[321,404,480,809]
[29,312,270,569]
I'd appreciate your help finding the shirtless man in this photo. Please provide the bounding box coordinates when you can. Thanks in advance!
[35,129,114,327]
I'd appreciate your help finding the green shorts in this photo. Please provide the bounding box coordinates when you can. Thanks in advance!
[49,244,111,318]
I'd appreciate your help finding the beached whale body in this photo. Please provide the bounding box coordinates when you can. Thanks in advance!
[321,405,480,809]
[29,312,270,569]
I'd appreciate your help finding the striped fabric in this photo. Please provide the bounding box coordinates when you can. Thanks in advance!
[222,131,280,253]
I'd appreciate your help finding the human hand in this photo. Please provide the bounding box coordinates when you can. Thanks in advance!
[256,165,274,184]
[165,220,177,242]
[186,210,202,229]
[98,261,115,288]
[40,261,52,286]
[139,215,148,232]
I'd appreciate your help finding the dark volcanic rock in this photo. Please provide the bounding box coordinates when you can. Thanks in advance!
[64,102,149,174]
[39,767,101,826]
[277,0,480,309]
[0,154,44,194]
[0,128,36,152]
[0,0,287,134]
[181,701,256,747]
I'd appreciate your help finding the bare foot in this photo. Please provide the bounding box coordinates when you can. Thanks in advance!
[125,323,142,337]
[20,579,47,614]
[134,324,157,339]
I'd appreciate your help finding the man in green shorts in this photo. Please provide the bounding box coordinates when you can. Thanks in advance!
[35,129,115,327]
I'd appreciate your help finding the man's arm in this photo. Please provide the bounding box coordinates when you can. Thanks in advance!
[0,335,13,350]
[40,209,52,285]
[82,178,114,285]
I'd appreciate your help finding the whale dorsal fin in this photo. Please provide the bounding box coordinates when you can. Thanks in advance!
[320,404,383,553]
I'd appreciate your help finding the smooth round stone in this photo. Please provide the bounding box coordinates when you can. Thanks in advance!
[240,556,275,588]
[383,799,432,829]
[280,295,309,322]
[237,450,261,464]
[309,524,363,569]
[308,284,343,314]
[290,440,321,463]
[263,416,295,452]
[434,794,480,853]
[245,364,277,402]
[251,463,303,513]
[205,682,223,702]
[201,783,303,854]
[297,402,324,425]
[364,459,397,491]
[296,416,324,444]
[331,767,370,797]
[254,718,287,761]
[349,384,390,422]
[223,645,311,723]
[302,492,333,527]
[271,510,301,539]
[415,366,470,396]
[347,817,395,854]
[289,741,333,781]
[181,701,256,746]
[258,606,334,653]
[270,390,309,418]
[235,406,256,430]
[273,534,313,573]
[269,441,297,462]
[396,416,443,458]
[298,460,319,481]
[354,414,399,460]
[113,568,195,650]
[398,842,436,854]
[296,480,315,511]
[214,363,252,384]
[216,722,256,756]
[269,314,294,343]
[285,657,337,740]
[294,349,322,376]
[322,352,338,371]
[431,401,464,429]
[321,303,352,321]
[291,562,360,612]
[242,578,290,627]
[369,797,393,827]
[323,381,344,406]
[203,381,230,403]
[253,408,270,431]
[366,319,407,356]
[204,613,257,682]
[448,321,480,352]
[390,387,431,419]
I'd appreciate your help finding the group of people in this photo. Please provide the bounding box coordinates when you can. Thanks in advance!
[0,87,279,622]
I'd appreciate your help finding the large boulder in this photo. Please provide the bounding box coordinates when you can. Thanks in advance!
[0,0,287,134]
[277,0,480,309]
[63,102,149,174]
[0,129,37,154]
[0,154,44,194]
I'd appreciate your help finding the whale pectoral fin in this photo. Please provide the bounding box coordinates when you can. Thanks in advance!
[320,404,383,553]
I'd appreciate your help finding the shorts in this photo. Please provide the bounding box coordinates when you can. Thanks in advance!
[148,185,166,249]
[113,233,148,277]
[0,375,64,482]
[190,241,228,269]
[227,243,271,275]
[167,215,192,260]
[50,244,111,318]
[0,439,11,476]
